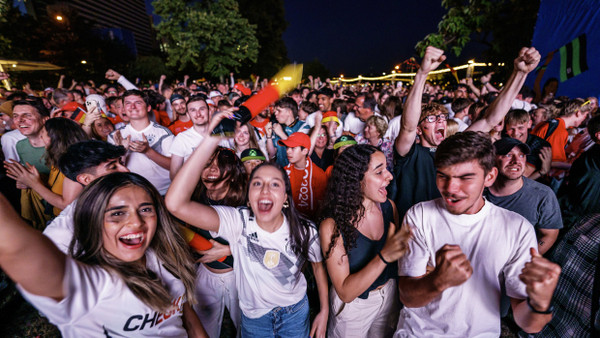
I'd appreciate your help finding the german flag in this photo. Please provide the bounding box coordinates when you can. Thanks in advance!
[559,34,588,82]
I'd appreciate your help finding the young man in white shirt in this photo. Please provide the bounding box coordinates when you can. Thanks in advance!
[169,96,228,179]
[107,90,173,195]
[396,131,561,337]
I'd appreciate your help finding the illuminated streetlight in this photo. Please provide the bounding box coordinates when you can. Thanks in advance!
[340,74,344,78]
[382,72,386,75]
[81,60,87,64]
[391,70,396,74]
[468,59,474,64]
[395,65,400,70]
[56,15,63,21]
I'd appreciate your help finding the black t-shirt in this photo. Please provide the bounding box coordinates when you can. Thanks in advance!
[310,148,335,171]
[391,143,440,219]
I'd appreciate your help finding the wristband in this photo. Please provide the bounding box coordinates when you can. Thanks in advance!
[378,251,391,265]
[526,297,553,314]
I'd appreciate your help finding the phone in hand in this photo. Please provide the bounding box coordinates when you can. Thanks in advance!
[85,100,98,113]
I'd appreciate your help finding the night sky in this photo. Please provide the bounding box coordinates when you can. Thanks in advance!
[145,0,486,77]
[282,0,447,77]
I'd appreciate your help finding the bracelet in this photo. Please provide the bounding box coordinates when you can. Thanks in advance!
[526,297,553,314]
[378,251,391,265]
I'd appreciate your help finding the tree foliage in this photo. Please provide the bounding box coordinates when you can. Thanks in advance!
[153,0,259,78]
[416,0,540,61]
[237,0,289,78]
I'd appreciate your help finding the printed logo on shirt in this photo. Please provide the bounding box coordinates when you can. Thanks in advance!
[121,295,184,332]
[248,232,259,243]
[263,250,280,269]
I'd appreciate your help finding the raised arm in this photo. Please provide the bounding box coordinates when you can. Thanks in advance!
[165,112,234,232]
[105,69,138,90]
[468,47,540,133]
[0,193,66,301]
[395,46,446,157]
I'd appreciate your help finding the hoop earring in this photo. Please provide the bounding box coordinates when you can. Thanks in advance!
[282,200,290,209]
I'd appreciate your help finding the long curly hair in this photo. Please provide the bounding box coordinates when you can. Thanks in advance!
[71,172,196,312]
[320,144,378,259]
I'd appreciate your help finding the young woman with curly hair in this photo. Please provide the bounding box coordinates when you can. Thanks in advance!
[319,144,411,337]
[0,172,205,336]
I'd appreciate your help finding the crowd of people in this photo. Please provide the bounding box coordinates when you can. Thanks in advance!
[0,43,599,337]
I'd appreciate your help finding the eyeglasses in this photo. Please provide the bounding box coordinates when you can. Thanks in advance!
[420,113,449,123]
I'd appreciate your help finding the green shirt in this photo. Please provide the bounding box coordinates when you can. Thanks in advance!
[16,138,50,175]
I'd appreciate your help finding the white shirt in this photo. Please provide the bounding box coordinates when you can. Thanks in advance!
[395,199,536,337]
[108,123,173,195]
[169,127,232,162]
[19,251,187,337]
[1,129,26,161]
[43,200,77,254]
[384,115,402,141]
[169,127,205,162]
[213,206,322,318]
[343,112,365,135]
[453,116,469,132]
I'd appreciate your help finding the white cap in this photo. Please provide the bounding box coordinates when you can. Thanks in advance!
[209,91,222,99]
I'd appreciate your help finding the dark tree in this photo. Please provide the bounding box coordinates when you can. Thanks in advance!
[237,0,289,78]
[416,0,540,63]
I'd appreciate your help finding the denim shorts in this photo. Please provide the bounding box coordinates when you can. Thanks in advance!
[240,294,309,338]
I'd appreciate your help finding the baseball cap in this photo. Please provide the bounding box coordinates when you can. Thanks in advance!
[494,137,531,156]
[170,93,185,104]
[240,148,266,162]
[333,135,357,150]
[278,132,310,149]
[209,91,222,99]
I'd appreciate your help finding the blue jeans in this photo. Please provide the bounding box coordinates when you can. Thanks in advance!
[241,294,309,338]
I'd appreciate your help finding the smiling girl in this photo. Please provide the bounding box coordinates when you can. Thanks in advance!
[320,144,411,337]
[0,173,204,336]
[166,112,329,338]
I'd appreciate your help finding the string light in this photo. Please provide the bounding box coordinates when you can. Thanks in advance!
[331,62,489,83]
